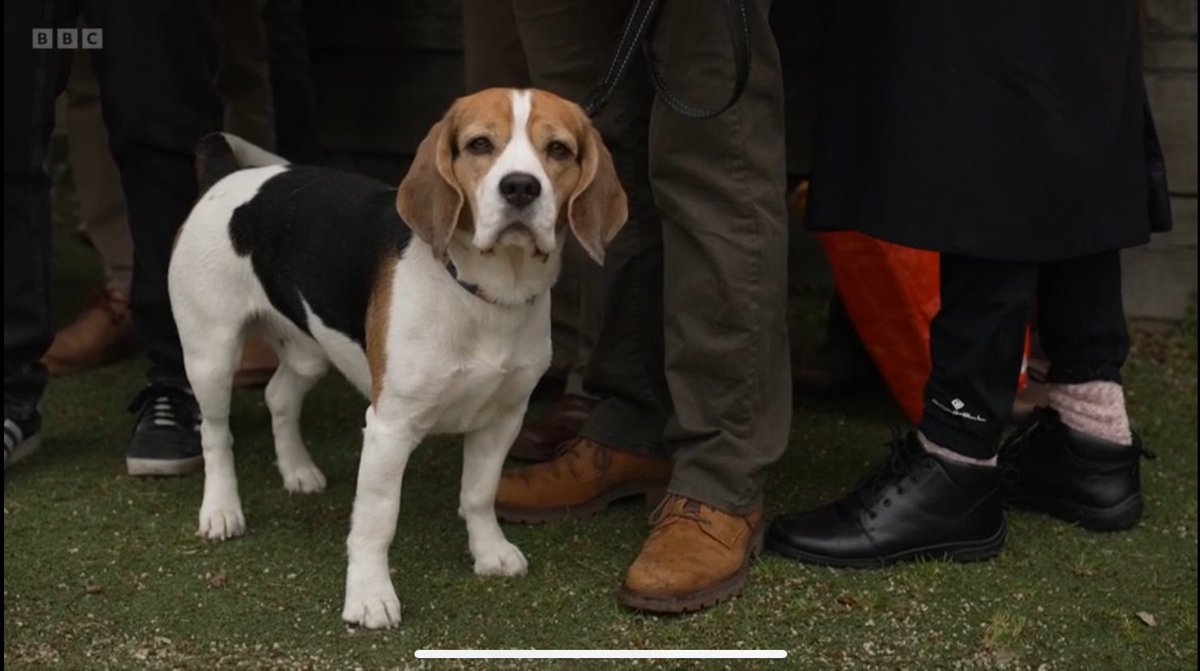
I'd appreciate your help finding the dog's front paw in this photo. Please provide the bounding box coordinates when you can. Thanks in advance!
[342,583,402,629]
[473,540,528,577]
[281,462,327,494]
[197,504,245,541]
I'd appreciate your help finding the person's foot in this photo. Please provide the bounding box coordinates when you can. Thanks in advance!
[620,495,764,613]
[767,433,1006,567]
[4,414,43,470]
[126,385,203,476]
[232,337,279,389]
[507,394,594,462]
[495,436,671,524]
[41,287,135,376]
[999,407,1154,532]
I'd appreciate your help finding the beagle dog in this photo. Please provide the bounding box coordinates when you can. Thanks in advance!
[168,88,626,628]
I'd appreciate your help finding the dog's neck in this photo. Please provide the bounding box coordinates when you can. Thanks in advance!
[443,234,563,308]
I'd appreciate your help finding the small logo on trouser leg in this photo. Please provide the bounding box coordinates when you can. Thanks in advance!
[932,397,987,423]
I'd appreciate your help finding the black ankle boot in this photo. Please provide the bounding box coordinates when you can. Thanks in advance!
[767,433,1005,567]
[999,408,1154,532]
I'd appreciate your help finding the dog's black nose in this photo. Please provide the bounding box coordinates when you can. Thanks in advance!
[499,172,541,208]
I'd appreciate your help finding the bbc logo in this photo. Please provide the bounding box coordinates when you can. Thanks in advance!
[32,28,103,49]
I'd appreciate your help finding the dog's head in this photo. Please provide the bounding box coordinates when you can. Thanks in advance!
[396,88,627,265]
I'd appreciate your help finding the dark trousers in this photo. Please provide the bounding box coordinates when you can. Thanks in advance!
[4,0,221,421]
[919,252,1129,459]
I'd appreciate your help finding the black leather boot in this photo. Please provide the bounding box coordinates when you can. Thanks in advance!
[767,433,1005,567]
[999,407,1154,532]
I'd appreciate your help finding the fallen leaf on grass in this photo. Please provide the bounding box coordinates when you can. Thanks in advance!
[1135,611,1158,627]
[84,583,104,595]
[208,572,229,589]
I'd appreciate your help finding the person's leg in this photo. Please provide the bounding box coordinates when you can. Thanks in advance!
[64,49,133,295]
[919,255,1038,462]
[85,0,222,473]
[3,0,75,467]
[648,0,791,514]
[769,254,1032,567]
[1038,252,1131,441]
[1000,251,1151,531]
[262,0,319,163]
[494,0,672,496]
[216,0,276,150]
[613,0,788,614]
[42,47,137,376]
[517,0,668,455]
[462,0,531,92]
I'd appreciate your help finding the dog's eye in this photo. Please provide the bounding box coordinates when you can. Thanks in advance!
[466,137,494,155]
[546,141,573,161]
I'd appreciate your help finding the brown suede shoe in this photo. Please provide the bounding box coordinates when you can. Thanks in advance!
[620,495,764,614]
[508,394,595,461]
[495,436,671,524]
[232,337,279,388]
[42,287,135,375]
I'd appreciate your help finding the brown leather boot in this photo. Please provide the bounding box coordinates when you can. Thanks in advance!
[232,337,279,388]
[495,436,671,524]
[620,495,764,614]
[508,394,595,461]
[42,287,135,375]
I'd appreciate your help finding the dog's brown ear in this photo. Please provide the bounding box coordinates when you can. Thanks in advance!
[567,127,627,265]
[397,119,463,259]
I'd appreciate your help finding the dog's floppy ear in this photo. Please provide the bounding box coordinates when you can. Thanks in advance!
[567,126,628,265]
[397,118,463,259]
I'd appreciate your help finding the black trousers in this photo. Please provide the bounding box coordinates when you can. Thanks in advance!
[4,1,221,421]
[919,252,1129,459]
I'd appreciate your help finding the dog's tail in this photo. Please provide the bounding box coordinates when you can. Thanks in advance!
[195,132,289,195]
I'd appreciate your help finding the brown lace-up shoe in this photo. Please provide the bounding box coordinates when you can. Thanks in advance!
[232,336,279,388]
[620,495,764,614]
[495,437,671,524]
[42,287,135,375]
[508,394,594,462]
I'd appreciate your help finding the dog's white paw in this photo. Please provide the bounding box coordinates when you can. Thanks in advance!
[342,583,402,629]
[281,462,327,494]
[197,504,245,541]
[473,540,528,577]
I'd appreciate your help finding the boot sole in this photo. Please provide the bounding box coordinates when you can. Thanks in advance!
[1004,491,1143,532]
[767,519,1007,568]
[496,480,668,525]
[4,434,43,469]
[126,456,204,477]
[618,525,766,614]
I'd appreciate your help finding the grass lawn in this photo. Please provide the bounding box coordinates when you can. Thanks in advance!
[4,182,1197,670]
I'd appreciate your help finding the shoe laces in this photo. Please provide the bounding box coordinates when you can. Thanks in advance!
[853,431,926,513]
[85,289,130,326]
[648,495,712,528]
[128,386,199,431]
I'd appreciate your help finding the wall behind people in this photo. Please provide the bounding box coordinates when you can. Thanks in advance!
[1129,0,1197,320]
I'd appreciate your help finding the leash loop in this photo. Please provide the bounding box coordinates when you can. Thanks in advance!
[581,0,751,120]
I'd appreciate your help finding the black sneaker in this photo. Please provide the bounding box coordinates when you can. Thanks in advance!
[1000,407,1154,532]
[767,432,1006,567]
[4,413,43,470]
[126,385,203,476]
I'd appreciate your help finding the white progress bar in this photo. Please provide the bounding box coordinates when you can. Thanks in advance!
[415,650,788,660]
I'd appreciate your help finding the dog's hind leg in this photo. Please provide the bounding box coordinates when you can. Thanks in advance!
[266,338,329,494]
[185,326,246,541]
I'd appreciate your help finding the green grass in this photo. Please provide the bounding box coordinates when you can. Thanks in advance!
[4,185,1197,670]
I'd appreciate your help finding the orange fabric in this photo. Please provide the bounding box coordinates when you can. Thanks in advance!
[818,231,1029,424]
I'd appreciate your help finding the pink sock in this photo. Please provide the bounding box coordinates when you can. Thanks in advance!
[918,432,997,467]
[1047,381,1133,445]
